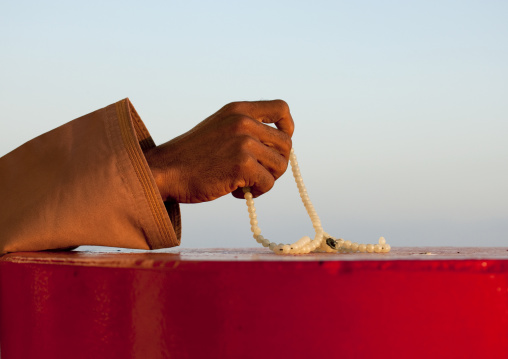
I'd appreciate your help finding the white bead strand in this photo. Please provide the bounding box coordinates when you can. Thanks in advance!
[243,148,391,255]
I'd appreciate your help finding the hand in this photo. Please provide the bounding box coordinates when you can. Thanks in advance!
[144,100,294,203]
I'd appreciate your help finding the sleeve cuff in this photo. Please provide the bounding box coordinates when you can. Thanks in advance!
[114,98,181,249]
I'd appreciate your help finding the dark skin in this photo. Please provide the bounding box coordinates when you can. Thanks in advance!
[144,100,294,203]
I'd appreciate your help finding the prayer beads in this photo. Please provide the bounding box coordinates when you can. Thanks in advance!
[243,148,391,255]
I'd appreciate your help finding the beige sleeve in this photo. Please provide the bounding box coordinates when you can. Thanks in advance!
[0,99,181,254]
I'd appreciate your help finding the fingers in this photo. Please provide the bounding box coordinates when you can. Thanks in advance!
[252,120,292,160]
[226,115,292,160]
[221,100,295,137]
[230,155,276,199]
[236,135,289,179]
[227,135,288,199]
[219,100,294,199]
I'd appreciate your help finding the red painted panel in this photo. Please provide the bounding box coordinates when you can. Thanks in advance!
[1,248,508,358]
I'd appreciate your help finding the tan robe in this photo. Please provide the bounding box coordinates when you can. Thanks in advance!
[0,99,181,255]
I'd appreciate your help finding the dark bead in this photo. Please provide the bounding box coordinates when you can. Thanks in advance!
[326,237,338,250]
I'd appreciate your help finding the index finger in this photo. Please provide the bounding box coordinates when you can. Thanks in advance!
[225,100,295,137]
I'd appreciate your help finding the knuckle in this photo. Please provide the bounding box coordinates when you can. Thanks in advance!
[230,115,254,134]
[221,102,236,113]
[274,99,290,114]
[236,152,255,170]
[274,133,292,158]
[283,136,292,152]
[236,135,257,152]
[280,156,289,171]
[274,99,295,136]
[262,175,275,192]
[222,101,247,114]
[289,120,295,135]
[274,157,289,178]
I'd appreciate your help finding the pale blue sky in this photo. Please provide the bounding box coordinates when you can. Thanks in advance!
[1,0,507,248]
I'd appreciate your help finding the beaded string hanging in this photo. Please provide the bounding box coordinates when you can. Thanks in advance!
[243,148,391,255]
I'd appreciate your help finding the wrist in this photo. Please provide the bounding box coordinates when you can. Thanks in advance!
[143,147,170,201]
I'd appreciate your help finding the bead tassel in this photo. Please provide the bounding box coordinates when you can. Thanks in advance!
[244,148,391,255]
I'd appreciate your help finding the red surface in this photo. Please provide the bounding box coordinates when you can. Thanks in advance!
[1,247,508,359]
